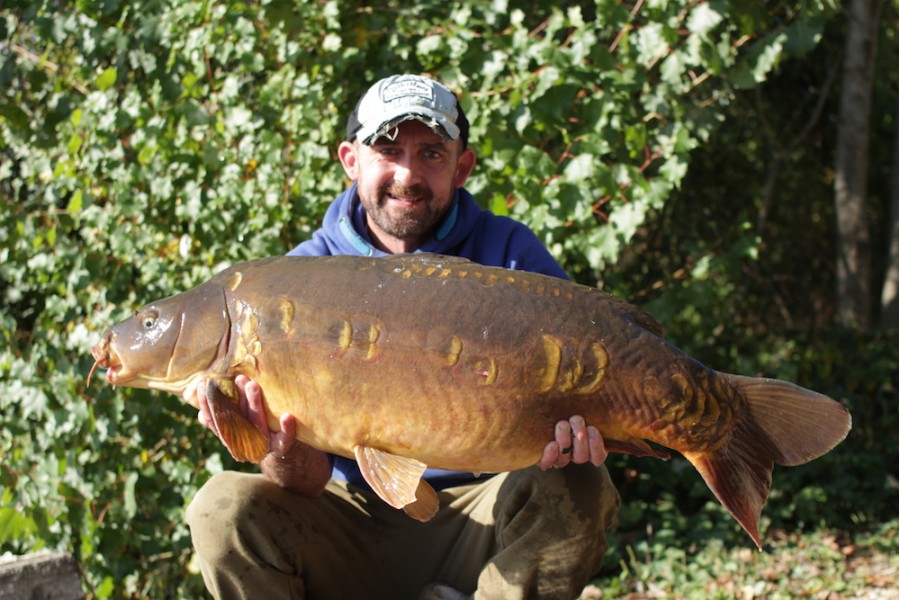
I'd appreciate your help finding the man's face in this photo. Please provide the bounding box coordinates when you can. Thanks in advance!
[338,120,476,253]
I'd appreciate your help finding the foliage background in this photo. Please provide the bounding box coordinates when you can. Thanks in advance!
[1,0,896,597]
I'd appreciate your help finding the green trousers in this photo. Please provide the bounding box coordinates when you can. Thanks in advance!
[186,464,620,600]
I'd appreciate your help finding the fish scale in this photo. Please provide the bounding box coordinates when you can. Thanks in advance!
[90,253,851,548]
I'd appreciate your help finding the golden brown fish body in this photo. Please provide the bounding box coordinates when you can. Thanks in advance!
[90,254,851,547]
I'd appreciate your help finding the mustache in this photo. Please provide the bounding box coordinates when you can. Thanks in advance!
[380,183,431,201]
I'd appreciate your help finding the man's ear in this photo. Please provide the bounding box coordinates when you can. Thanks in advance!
[338,141,359,180]
[453,147,477,188]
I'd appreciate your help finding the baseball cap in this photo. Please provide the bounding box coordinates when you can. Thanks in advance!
[346,74,470,147]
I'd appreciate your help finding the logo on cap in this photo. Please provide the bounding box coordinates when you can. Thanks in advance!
[382,78,434,104]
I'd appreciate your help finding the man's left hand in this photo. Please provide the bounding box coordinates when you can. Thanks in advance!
[538,415,607,469]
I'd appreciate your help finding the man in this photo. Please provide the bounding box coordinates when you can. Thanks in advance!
[186,74,621,600]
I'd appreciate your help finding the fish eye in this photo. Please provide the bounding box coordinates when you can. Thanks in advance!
[142,311,158,329]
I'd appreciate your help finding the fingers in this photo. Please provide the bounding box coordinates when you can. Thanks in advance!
[195,380,219,436]
[280,413,297,440]
[236,375,268,434]
[537,420,574,470]
[587,425,608,467]
[538,441,561,470]
[271,413,299,458]
[538,416,608,469]
[569,415,589,464]
[183,379,199,407]
[555,420,573,457]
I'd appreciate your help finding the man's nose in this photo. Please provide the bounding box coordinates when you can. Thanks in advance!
[392,154,421,186]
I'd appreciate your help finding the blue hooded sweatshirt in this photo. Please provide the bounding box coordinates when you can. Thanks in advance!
[286,183,569,490]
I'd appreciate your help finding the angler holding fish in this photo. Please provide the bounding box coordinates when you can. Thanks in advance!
[90,75,850,600]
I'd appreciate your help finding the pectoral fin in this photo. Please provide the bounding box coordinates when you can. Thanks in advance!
[206,377,270,463]
[353,445,439,520]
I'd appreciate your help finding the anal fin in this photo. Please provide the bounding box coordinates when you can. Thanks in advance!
[206,377,270,463]
[605,437,671,460]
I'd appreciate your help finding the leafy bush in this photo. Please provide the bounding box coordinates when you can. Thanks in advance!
[2,0,872,597]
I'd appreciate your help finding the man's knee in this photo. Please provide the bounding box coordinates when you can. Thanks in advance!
[563,463,621,529]
[503,464,620,524]
[188,471,262,523]
[186,471,276,557]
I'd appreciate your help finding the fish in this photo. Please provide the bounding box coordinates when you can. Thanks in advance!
[89,254,851,548]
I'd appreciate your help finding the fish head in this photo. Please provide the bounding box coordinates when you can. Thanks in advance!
[89,285,229,397]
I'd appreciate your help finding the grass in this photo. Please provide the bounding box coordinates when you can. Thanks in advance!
[583,519,899,599]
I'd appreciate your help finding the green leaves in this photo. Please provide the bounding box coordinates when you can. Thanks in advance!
[0,0,849,596]
[95,67,116,91]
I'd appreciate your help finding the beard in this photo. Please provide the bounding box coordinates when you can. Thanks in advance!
[363,183,448,241]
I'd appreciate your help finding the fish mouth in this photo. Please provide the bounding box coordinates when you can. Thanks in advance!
[87,333,197,395]
[88,335,123,387]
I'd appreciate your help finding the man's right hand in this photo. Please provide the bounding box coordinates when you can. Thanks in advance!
[186,375,332,497]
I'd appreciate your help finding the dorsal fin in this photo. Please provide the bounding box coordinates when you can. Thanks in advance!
[384,253,472,266]
[586,286,665,337]
[618,302,664,337]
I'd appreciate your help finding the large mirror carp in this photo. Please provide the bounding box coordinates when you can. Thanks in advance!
[89,254,851,548]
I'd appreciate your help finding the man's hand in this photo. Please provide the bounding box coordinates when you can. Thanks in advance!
[186,375,331,496]
[538,415,607,470]
[190,374,297,455]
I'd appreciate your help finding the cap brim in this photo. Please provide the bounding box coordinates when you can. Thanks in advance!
[356,109,461,145]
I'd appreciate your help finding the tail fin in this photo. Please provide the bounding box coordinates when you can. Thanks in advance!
[732,375,852,466]
[683,374,851,550]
